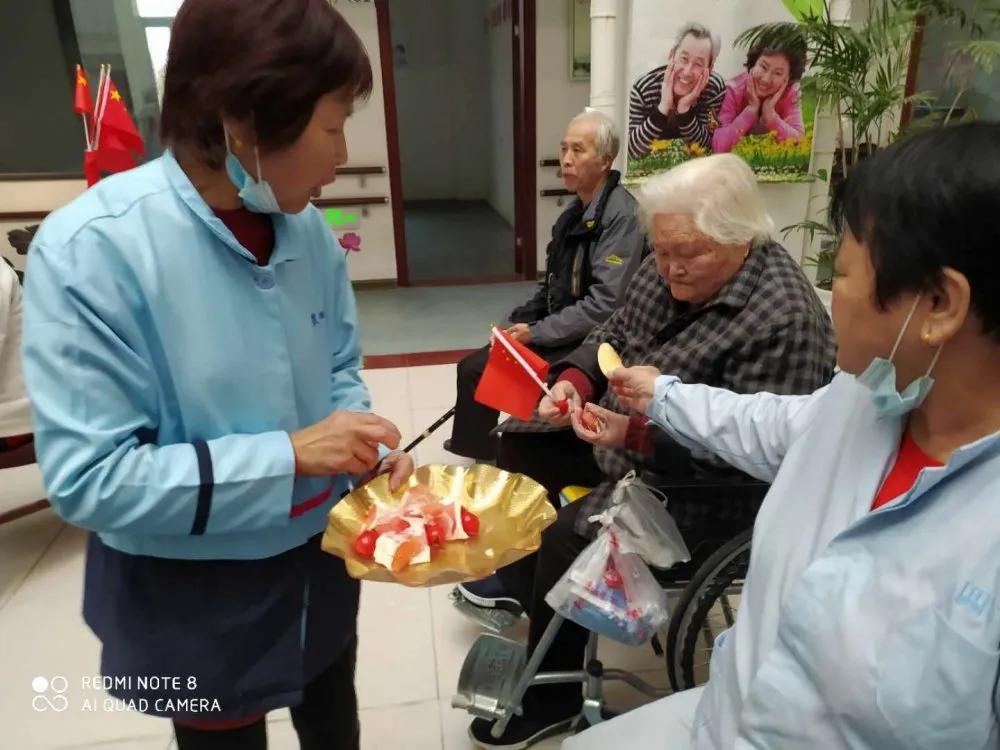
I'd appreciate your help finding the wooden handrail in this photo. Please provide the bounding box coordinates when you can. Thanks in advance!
[337,166,386,176]
[313,196,388,208]
[0,166,387,183]
[540,188,574,197]
[539,158,560,167]
[0,196,389,223]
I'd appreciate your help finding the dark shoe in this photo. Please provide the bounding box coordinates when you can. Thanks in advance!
[455,575,524,615]
[468,711,576,749]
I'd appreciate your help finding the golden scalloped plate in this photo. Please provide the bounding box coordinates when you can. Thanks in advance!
[321,464,556,587]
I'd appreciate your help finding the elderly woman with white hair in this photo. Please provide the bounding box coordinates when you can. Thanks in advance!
[463,153,836,749]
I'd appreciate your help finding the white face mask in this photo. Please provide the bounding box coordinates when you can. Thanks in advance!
[223,127,283,214]
[856,294,944,418]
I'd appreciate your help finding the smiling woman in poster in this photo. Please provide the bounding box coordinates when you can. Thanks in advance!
[712,29,807,153]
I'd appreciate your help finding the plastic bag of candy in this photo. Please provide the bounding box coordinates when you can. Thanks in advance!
[545,525,669,647]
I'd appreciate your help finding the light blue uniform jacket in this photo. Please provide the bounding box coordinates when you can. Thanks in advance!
[21,152,383,560]
[647,372,999,749]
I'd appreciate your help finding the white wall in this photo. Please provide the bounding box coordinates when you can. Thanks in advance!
[535,0,591,269]
[485,0,515,226]
[325,1,398,282]
[390,0,490,201]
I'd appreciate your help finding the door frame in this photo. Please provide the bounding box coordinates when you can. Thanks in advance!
[374,0,409,287]
[376,0,536,286]
[512,0,537,280]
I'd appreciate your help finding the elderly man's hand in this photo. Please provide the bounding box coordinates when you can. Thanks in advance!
[506,323,533,344]
[658,64,677,115]
[570,404,628,448]
[609,366,662,414]
[677,68,710,115]
[538,380,581,427]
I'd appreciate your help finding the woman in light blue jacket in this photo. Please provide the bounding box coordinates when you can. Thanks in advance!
[21,2,411,748]
[567,121,1000,749]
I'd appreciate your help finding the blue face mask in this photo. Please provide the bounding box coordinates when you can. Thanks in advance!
[223,128,283,214]
[856,294,943,418]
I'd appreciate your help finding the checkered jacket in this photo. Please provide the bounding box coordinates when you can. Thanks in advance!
[499,242,837,537]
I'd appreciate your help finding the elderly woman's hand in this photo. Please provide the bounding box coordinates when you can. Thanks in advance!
[608,366,662,413]
[291,410,401,477]
[538,380,582,427]
[570,404,628,448]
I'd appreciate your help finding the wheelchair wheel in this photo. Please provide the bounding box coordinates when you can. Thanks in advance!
[664,529,752,691]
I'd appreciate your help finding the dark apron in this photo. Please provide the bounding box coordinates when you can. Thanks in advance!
[82,532,360,721]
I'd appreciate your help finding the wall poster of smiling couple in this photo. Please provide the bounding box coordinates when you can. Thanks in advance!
[626,0,823,184]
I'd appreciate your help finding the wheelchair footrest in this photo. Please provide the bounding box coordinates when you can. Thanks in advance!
[450,588,521,632]
[452,633,527,721]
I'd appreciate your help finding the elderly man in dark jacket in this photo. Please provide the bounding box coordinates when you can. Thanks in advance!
[460,154,837,749]
[446,110,647,460]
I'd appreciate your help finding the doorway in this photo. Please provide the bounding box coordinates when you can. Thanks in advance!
[376,0,535,286]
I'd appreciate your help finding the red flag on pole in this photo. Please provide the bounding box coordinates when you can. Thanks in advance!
[97,81,144,155]
[473,328,550,421]
[73,65,92,116]
[84,133,138,187]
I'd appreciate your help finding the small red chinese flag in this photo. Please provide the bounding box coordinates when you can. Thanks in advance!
[474,328,549,421]
[84,131,138,187]
[73,65,92,116]
[99,81,144,155]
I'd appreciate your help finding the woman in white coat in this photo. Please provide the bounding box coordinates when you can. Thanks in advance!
[567,121,1000,749]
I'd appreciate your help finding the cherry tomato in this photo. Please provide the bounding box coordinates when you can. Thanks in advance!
[354,530,379,559]
[460,508,480,537]
[424,519,445,547]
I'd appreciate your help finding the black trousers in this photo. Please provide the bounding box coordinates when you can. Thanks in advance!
[173,637,359,750]
[495,431,603,717]
[494,431,761,719]
[449,342,578,460]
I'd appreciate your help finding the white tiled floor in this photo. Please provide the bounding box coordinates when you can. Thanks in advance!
[0,364,667,749]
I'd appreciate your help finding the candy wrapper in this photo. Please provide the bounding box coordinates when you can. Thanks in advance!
[322,464,555,587]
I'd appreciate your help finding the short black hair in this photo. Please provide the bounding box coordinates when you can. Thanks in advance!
[830,121,1000,341]
[744,28,807,83]
[160,0,373,169]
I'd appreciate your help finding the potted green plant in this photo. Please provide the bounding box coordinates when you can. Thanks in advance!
[739,0,999,293]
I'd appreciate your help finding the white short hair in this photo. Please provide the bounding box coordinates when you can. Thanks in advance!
[672,22,721,65]
[570,109,620,163]
[637,154,775,246]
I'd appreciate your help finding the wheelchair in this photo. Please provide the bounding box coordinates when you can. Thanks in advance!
[451,476,764,738]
